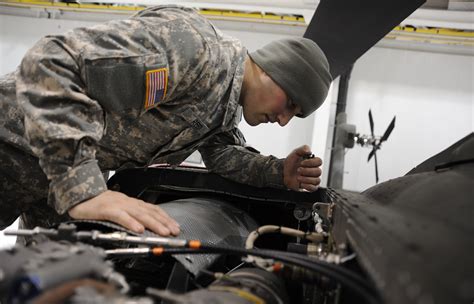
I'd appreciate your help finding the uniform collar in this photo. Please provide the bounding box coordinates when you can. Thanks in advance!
[221,46,246,129]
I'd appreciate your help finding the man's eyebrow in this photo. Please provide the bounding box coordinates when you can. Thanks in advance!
[288,98,302,114]
[287,98,295,107]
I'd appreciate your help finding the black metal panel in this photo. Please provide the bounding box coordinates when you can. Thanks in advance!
[329,139,474,303]
[67,198,259,277]
[107,167,325,254]
[406,132,474,175]
[304,0,426,78]
[108,166,325,208]
[159,198,259,275]
[104,134,473,303]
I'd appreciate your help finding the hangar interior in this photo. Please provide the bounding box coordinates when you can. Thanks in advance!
[1,0,472,192]
[0,1,473,304]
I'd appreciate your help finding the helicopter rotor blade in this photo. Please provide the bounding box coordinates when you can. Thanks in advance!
[381,116,396,143]
[367,147,376,162]
[374,151,379,184]
[368,109,375,137]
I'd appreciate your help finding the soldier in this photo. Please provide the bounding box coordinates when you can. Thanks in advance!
[0,5,332,237]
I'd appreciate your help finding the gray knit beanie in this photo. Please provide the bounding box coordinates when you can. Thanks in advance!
[248,37,332,118]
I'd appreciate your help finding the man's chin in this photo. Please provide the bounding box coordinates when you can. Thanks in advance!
[247,121,260,126]
[243,115,260,126]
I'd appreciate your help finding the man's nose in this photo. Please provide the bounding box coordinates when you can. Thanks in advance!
[277,112,294,126]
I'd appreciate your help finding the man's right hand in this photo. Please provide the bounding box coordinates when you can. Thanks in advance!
[68,190,180,236]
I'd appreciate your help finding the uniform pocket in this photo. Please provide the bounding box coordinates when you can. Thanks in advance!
[85,54,167,115]
[147,106,211,166]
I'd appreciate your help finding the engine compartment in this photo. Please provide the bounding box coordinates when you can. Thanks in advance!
[1,133,473,304]
[0,166,379,304]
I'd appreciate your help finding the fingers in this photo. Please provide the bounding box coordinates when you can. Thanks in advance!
[297,174,321,184]
[300,156,323,167]
[106,209,145,234]
[299,181,320,192]
[297,166,322,177]
[294,145,312,157]
[283,144,324,192]
[298,176,321,188]
[293,146,322,167]
[297,175,321,192]
[127,209,171,236]
[296,158,322,192]
[128,200,180,236]
[126,199,180,236]
[69,190,181,237]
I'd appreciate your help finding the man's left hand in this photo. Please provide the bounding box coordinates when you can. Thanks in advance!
[283,145,322,192]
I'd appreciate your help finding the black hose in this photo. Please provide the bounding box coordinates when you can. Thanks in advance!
[150,245,380,304]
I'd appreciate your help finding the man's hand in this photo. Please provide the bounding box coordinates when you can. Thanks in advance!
[68,190,180,236]
[283,145,322,192]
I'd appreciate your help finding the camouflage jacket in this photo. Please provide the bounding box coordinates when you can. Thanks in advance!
[3,5,284,216]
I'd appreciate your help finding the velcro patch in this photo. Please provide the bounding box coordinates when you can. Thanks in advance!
[144,68,168,110]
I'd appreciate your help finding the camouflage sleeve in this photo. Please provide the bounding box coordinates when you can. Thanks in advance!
[16,37,107,214]
[199,128,286,188]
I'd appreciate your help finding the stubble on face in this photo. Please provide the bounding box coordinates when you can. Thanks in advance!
[239,57,296,127]
[239,57,262,126]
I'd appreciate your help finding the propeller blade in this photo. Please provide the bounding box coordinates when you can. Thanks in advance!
[381,116,396,142]
[368,109,374,137]
[367,148,376,162]
[374,151,379,184]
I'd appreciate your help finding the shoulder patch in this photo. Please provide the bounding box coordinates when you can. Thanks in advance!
[144,68,168,110]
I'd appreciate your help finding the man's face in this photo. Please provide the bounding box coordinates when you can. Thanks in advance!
[242,72,302,127]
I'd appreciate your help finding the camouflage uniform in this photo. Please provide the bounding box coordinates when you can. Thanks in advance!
[0,5,284,230]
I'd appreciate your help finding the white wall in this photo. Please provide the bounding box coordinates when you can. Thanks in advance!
[0,16,98,74]
[343,47,473,191]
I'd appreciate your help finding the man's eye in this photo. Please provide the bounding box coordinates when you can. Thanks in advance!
[288,99,302,116]
[287,99,296,110]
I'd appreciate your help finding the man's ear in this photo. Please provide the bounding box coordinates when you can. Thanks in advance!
[259,70,275,90]
[261,70,271,80]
